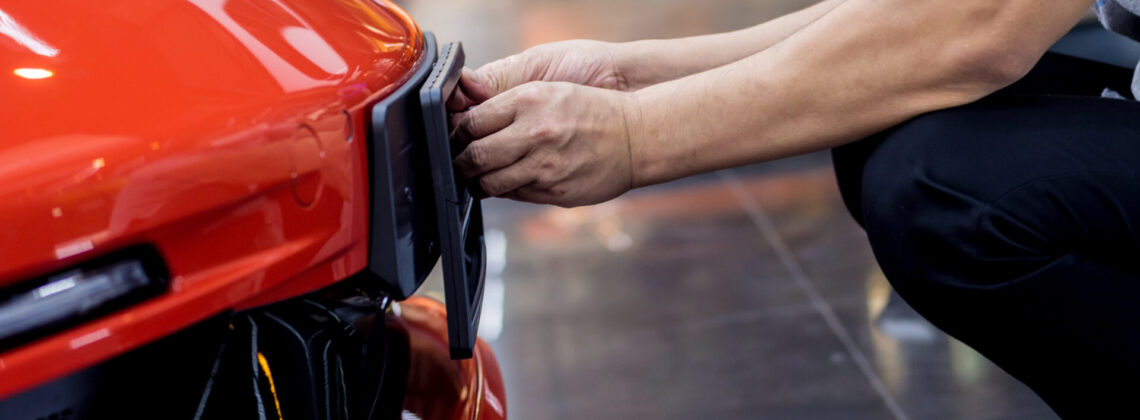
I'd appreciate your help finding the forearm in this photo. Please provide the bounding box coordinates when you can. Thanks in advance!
[627,0,1093,186]
[614,0,845,90]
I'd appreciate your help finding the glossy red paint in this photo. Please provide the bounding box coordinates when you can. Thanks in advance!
[396,297,508,420]
[0,0,445,399]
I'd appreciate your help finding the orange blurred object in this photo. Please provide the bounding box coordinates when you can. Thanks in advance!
[398,297,508,420]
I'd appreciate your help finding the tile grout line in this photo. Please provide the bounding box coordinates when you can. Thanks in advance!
[718,170,910,420]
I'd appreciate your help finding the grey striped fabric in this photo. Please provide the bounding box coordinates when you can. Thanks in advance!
[1094,0,1140,97]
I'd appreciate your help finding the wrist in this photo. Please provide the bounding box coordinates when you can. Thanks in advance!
[620,88,665,189]
[610,40,666,91]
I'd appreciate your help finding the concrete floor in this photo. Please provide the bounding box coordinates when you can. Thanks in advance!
[398,1,1058,418]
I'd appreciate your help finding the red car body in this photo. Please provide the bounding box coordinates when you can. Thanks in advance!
[0,0,504,418]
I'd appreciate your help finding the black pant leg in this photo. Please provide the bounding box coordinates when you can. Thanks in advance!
[993,52,1136,98]
[832,57,1140,417]
[835,52,1135,226]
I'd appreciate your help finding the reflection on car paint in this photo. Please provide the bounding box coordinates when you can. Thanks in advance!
[1,1,504,418]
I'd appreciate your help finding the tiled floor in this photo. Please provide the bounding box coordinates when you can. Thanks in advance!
[399,1,1059,418]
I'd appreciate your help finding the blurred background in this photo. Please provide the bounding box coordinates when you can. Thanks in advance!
[398,1,1064,419]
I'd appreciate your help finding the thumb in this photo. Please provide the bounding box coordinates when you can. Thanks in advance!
[460,66,496,103]
[469,53,537,99]
[448,54,532,110]
[448,67,495,111]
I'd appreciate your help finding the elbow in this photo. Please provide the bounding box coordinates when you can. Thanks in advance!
[944,38,1041,96]
[935,0,1058,97]
[971,43,1039,87]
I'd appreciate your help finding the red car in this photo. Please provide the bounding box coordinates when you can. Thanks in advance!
[0,1,504,419]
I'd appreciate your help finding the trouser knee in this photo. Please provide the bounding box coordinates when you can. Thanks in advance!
[834,97,1140,417]
[832,104,1086,340]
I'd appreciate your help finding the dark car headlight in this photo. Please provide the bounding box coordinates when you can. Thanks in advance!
[0,247,168,351]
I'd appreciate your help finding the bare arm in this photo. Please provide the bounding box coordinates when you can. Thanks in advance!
[628,0,1095,186]
[452,0,1094,207]
[453,0,845,105]
[615,0,845,89]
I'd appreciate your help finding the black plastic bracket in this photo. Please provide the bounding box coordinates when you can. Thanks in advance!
[367,33,485,359]
[367,33,441,300]
[419,40,486,359]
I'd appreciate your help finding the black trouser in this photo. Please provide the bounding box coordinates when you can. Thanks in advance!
[833,53,1140,418]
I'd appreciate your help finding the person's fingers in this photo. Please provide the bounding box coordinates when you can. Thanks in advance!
[453,126,532,178]
[473,165,537,198]
[499,188,534,203]
[469,52,554,102]
[460,67,498,103]
[448,61,517,111]
[447,83,476,112]
[500,185,563,206]
[448,67,495,111]
[450,95,517,148]
[467,178,488,200]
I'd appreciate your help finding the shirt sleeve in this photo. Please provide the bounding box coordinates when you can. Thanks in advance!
[1096,0,1140,41]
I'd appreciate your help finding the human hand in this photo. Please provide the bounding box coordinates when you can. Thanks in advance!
[448,40,628,111]
[450,81,639,207]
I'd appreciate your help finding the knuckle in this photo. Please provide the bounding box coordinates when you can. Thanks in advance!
[479,58,514,88]
[465,143,489,169]
[515,83,543,103]
[549,82,575,101]
[533,174,555,190]
[554,81,574,94]
[459,112,478,133]
[479,176,504,197]
[532,166,563,192]
[483,71,505,95]
[527,123,553,141]
[537,158,557,172]
[505,91,526,107]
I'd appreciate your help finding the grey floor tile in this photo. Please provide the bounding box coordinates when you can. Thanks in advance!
[498,311,896,420]
[727,162,1060,420]
[829,302,1061,420]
